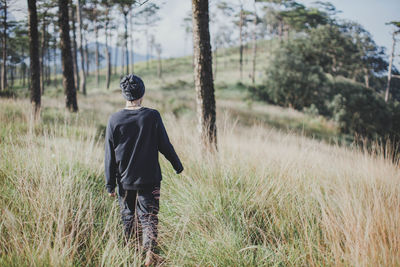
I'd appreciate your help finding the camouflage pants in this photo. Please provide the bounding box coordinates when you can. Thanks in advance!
[117,184,160,251]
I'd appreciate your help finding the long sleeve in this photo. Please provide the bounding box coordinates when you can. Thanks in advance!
[156,113,184,174]
[104,119,117,193]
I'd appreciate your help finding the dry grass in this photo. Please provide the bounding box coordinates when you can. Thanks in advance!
[0,88,399,266]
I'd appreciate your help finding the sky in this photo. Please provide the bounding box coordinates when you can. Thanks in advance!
[12,0,400,67]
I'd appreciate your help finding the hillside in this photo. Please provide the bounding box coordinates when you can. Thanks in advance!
[38,39,342,143]
[1,41,399,266]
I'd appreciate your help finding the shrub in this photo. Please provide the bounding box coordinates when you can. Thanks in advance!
[328,81,393,139]
[161,79,191,91]
[250,38,328,111]
[0,89,17,98]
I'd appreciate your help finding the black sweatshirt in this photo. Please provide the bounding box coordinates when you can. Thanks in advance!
[104,107,183,193]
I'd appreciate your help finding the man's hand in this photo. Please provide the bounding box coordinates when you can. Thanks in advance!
[176,166,184,174]
[108,192,116,197]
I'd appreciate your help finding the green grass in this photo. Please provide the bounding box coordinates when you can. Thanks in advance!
[1,39,399,266]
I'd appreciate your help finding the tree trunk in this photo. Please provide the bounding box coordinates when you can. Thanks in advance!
[46,36,51,85]
[385,31,397,102]
[58,0,78,112]
[145,15,149,70]
[71,6,80,91]
[2,0,8,91]
[363,67,369,88]
[129,11,134,73]
[157,47,162,78]
[213,47,217,80]
[95,19,99,87]
[76,0,86,95]
[84,37,89,76]
[28,0,41,120]
[114,43,118,75]
[10,65,14,87]
[239,7,243,81]
[22,55,26,87]
[251,3,257,84]
[53,46,58,86]
[105,13,111,89]
[224,47,227,68]
[0,35,2,91]
[123,12,129,74]
[0,42,2,91]
[192,0,217,151]
[121,45,125,73]
[40,16,46,94]
[21,46,26,87]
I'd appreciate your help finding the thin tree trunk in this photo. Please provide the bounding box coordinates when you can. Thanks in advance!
[224,47,227,68]
[22,60,26,87]
[105,14,111,89]
[53,46,58,86]
[251,3,257,84]
[121,45,125,73]
[239,7,243,81]
[213,47,217,80]
[23,64,26,86]
[46,35,50,85]
[145,15,149,70]
[0,35,2,91]
[156,46,162,78]
[2,0,8,91]
[58,0,78,112]
[114,43,118,75]
[363,67,369,88]
[28,0,41,120]
[71,6,80,91]
[10,65,14,87]
[129,10,134,73]
[84,37,89,76]
[21,47,26,87]
[76,0,86,95]
[95,19,99,87]
[385,31,397,102]
[192,0,217,151]
[284,24,289,40]
[40,16,46,94]
[123,12,129,74]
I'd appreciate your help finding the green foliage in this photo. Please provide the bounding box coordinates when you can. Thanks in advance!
[251,37,328,111]
[0,89,17,98]
[303,103,319,116]
[304,25,359,77]
[387,21,400,30]
[248,18,394,144]
[328,81,392,139]
[279,1,331,31]
[391,102,400,141]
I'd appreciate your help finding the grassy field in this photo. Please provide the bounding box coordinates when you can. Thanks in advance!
[0,42,399,266]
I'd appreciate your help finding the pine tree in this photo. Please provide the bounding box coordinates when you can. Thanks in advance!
[192,0,217,151]
[76,0,86,94]
[27,0,41,119]
[58,0,78,112]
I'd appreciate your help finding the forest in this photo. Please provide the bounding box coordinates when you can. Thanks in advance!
[0,0,400,266]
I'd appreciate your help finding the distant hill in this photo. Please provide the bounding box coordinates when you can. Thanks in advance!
[84,42,154,70]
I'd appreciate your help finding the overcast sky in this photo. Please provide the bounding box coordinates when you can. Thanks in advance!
[12,0,400,67]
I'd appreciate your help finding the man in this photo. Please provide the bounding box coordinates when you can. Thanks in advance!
[104,74,184,266]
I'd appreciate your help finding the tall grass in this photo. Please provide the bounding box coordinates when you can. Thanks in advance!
[0,90,399,266]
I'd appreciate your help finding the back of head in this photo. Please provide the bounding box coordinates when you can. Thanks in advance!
[120,74,145,101]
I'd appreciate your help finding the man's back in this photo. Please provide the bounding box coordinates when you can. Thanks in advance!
[105,107,183,193]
